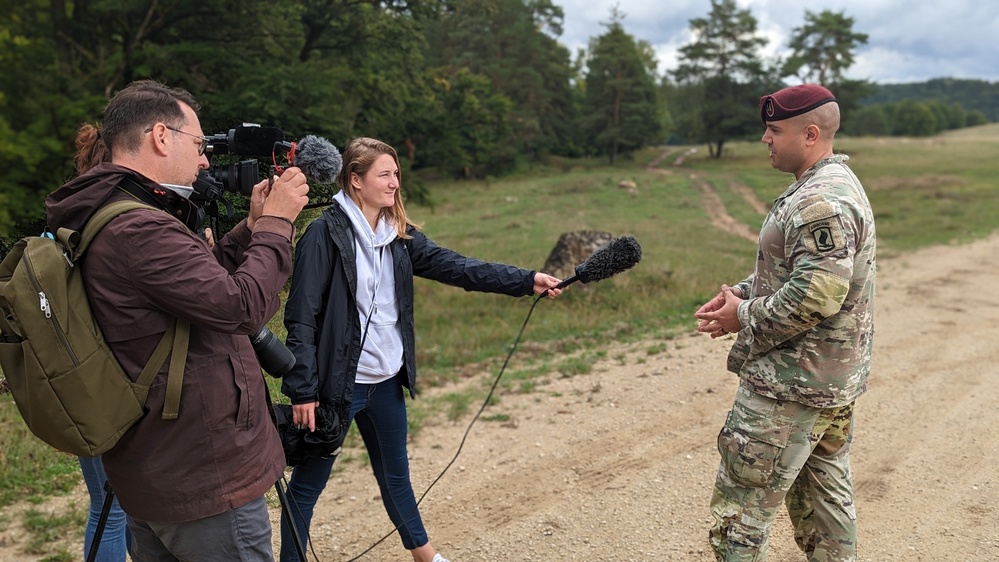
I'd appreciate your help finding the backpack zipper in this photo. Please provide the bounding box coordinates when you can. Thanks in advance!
[24,251,81,366]
[39,293,51,318]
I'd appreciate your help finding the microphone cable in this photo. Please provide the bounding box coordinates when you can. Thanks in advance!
[345,293,547,561]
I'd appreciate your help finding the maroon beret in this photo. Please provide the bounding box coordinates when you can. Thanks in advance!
[760,84,836,123]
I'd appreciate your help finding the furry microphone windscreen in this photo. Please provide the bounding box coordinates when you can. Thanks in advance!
[575,235,642,284]
[295,135,343,184]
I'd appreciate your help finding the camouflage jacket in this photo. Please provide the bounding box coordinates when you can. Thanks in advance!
[728,155,876,407]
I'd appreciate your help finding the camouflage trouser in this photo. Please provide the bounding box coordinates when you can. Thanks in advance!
[709,385,856,562]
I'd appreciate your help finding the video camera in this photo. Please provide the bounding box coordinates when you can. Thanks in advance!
[193,123,289,202]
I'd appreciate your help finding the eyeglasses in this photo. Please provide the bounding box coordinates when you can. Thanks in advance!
[145,124,209,155]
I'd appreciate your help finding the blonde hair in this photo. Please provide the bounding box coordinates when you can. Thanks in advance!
[337,137,417,238]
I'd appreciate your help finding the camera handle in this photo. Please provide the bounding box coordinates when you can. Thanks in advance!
[270,140,296,180]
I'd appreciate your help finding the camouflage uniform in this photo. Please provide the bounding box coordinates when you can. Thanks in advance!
[711,155,876,561]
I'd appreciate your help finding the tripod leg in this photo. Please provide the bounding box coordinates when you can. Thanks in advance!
[86,480,115,562]
[275,479,308,561]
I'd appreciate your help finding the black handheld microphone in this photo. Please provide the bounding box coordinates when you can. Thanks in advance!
[542,235,642,297]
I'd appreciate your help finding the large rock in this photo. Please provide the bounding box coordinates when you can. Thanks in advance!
[542,230,614,281]
[618,179,638,196]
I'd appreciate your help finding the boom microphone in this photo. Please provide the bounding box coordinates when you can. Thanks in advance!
[542,235,642,296]
[293,135,342,184]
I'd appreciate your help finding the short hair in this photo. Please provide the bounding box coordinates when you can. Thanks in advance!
[337,137,416,238]
[812,102,841,137]
[101,80,200,158]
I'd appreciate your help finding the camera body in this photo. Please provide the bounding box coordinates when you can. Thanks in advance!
[194,160,258,200]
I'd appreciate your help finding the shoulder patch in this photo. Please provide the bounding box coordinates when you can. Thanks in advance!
[809,223,839,252]
[799,200,845,254]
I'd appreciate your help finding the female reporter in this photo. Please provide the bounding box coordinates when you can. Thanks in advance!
[280,137,562,562]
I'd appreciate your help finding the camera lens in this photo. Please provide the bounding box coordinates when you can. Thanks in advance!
[207,160,259,196]
[251,327,296,377]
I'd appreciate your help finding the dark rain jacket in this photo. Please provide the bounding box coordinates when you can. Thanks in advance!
[282,202,536,439]
[45,162,289,523]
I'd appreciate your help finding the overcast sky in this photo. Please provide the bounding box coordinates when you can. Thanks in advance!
[555,0,999,84]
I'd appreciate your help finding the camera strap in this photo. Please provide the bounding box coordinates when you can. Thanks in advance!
[117,177,205,234]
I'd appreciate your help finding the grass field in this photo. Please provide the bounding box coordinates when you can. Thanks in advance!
[390,123,999,378]
[2,123,998,558]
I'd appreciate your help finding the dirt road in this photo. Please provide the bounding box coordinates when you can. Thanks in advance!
[290,233,999,561]
[3,234,998,561]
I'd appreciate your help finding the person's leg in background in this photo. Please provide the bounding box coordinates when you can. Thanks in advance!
[78,455,131,561]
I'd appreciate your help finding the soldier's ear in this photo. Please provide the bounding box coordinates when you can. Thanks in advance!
[804,124,820,143]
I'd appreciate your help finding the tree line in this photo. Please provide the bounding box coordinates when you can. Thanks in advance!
[845,78,996,136]
[0,0,994,241]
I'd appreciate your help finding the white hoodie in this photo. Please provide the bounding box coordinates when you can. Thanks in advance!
[334,191,403,384]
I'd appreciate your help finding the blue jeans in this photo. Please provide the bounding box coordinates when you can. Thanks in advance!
[79,455,131,562]
[280,376,428,562]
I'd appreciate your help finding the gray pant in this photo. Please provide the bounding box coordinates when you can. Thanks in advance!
[127,495,274,562]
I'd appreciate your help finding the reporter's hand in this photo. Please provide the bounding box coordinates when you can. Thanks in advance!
[533,272,563,299]
[292,401,319,432]
[253,167,309,227]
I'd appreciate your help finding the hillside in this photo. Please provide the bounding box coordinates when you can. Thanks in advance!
[863,78,999,121]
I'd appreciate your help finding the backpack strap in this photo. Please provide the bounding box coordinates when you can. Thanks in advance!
[162,318,190,420]
[67,200,158,261]
[132,318,191,420]
[67,199,191,420]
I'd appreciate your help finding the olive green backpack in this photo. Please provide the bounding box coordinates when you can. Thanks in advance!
[0,200,189,457]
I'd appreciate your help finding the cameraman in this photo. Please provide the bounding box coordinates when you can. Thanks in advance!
[45,79,308,561]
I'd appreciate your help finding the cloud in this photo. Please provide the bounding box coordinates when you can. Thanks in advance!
[555,0,999,83]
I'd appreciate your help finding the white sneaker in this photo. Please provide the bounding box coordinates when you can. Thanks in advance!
[431,555,450,562]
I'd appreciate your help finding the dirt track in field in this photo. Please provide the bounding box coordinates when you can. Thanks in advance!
[282,232,999,562]
[3,162,998,561]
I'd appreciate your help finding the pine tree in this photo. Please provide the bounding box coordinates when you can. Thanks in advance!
[582,8,663,164]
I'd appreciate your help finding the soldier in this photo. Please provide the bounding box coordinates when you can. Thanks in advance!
[694,84,877,561]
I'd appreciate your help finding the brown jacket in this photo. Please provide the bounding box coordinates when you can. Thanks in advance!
[46,163,289,522]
